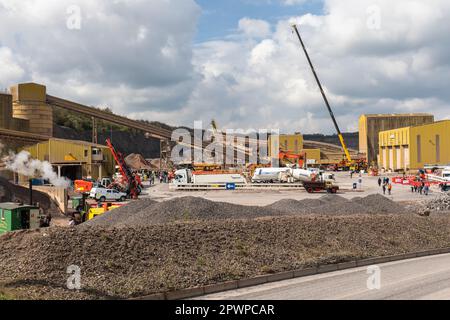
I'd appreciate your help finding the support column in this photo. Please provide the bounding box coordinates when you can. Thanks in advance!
[92,117,98,144]
[58,166,62,178]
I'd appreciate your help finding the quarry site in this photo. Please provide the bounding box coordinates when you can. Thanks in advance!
[0,0,450,304]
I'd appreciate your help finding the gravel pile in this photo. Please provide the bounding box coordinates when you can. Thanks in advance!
[82,198,158,228]
[1,214,450,300]
[83,197,281,228]
[352,194,408,214]
[83,194,408,229]
[425,193,450,212]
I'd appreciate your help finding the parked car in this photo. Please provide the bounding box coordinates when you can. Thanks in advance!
[89,187,127,202]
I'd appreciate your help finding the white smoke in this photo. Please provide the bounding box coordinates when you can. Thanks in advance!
[2,147,71,188]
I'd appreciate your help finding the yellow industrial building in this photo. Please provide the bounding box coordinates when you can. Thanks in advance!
[268,134,321,165]
[269,134,304,155]
[302,149,321,166]
[379,120,450,171]
[359,114,434,166]
[23,139,115,181]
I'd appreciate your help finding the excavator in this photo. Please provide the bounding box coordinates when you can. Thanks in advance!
[292,24,367,172]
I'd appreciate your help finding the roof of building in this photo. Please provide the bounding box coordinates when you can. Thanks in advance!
[47,138,109,149]
[361,113,434,118]
[0,202,37,210]
[380,120,450,132]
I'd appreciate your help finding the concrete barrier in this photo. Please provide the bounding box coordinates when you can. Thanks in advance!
[337,261,357,270]
[266,271,294,282]
[32,185,68,213]
[165,287,205,300]
[134,248,450,300]
[317,264,338,274]
[204,281,238,295]
[238,275,268,288]
[294,267,317,278]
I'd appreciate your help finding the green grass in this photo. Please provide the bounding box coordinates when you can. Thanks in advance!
[0,290,15,300]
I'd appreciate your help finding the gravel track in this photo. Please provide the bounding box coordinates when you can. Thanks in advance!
[1,214,450,300]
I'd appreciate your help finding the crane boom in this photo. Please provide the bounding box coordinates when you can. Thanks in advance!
[291,24,352,163]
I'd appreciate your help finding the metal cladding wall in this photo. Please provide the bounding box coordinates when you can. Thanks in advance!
[10,83,53,137]
[302,148,321,165]
[359,114,434,165]
[0,93,30,132]
[269,134,304,157]
[379,120,450,171]
[23,139,115,180]
[0,93,13,128]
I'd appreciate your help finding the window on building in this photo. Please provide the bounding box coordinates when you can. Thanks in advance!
[436,135,440,162]
[416,135,422,163]
[84,150,88,158]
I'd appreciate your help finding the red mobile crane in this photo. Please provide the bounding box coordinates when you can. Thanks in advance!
[106,138,141,199]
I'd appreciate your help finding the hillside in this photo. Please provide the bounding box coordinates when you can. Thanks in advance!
[53,107,359,158]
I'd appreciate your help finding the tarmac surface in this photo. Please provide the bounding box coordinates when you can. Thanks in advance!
[195,253,450,300]
[143,172,437,206]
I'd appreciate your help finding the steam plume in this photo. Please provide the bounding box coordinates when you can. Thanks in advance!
[1,144,70,188]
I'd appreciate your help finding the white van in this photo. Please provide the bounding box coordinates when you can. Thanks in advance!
[443,168,450,181]
[90,188,128,202]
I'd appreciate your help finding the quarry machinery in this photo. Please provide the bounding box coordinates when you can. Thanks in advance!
[106,138,142,199]
[292,24,365,171]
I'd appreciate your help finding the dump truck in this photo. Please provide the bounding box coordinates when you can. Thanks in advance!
[303,180,339,194]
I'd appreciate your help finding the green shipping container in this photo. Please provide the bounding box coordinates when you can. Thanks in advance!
[0,203,42,235]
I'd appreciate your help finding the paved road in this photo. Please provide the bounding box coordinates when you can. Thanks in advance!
[145,172,440,206]
[197,254,450,300]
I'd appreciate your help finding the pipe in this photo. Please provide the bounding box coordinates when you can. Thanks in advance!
[29,179,33,206]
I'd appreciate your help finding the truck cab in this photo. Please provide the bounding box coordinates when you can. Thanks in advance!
[174,169,192,184]
[443,168,450,181]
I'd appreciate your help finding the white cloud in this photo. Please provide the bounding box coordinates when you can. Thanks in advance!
[0,0,200,113]
[281,0,307,5]
[0,47,25,86]
[170,0,450,133]
[0,0,449,134]
[238,18,272,38]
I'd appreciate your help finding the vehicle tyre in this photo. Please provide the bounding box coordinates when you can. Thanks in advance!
[99,196,106,202]
[120,196,127,202]
[307,187,314,193]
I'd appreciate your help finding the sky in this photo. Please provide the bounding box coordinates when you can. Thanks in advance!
[0,0,449,134]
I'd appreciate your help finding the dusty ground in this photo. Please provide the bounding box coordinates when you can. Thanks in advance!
[0,171,447,300]
[0,192,449,300]
[1,214,450,300]
[144,172,440,206]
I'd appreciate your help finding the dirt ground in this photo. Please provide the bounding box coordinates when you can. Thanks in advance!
[0,191,449,300]
[0,171,448,300]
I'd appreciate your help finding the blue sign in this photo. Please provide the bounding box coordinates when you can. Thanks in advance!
[226,183,236,190]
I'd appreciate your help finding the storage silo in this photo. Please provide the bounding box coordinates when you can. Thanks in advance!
[10,83,53,137]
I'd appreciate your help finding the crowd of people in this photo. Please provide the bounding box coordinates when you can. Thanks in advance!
[142,170,175,185]
[378,177,393,195]
[377,176,431,196]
